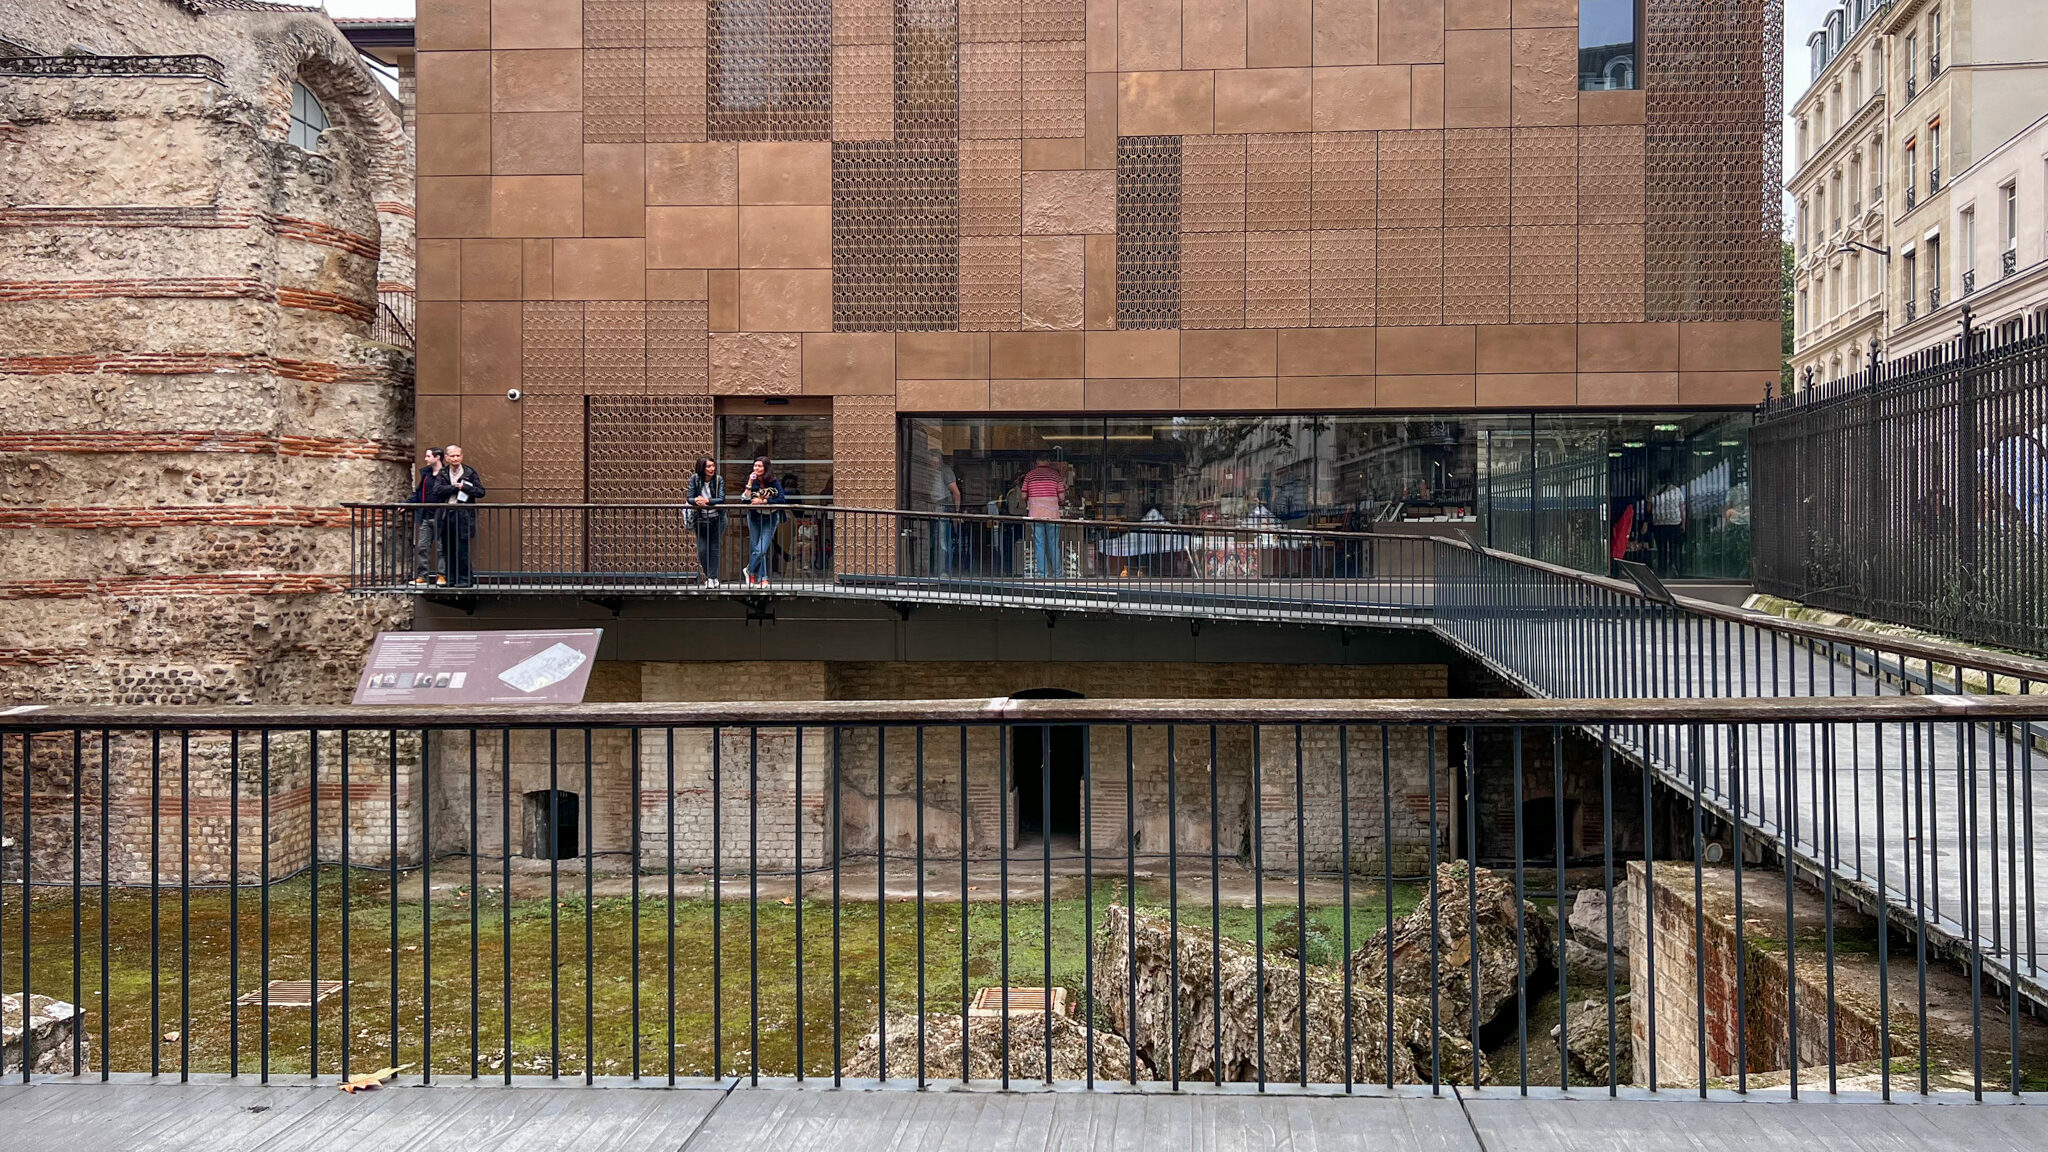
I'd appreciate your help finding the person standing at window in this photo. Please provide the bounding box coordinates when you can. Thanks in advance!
[1650,473,1687,576]
[423,444,485,587]
[740,456,786,586]
[926,452,960,576]
[688,457,726,587]
[1020,454,1067,578]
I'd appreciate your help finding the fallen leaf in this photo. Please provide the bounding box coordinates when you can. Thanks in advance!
[339,1063,413,1093]
[779,897,794,906]
[160,1031,181,1043]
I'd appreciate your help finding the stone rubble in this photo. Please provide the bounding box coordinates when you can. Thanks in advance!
[0,993,90,1076]
[840,1010,1141,1082]
[1347,861,1554,1042]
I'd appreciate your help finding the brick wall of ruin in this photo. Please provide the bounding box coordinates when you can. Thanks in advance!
[1626,860,1896,1088]
[0,1,419,883]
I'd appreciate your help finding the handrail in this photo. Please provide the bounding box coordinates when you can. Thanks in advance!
[341,500,1401,544]
[1429,530,2048,685]
[346,500,2048,686]
[2,693,2042,731]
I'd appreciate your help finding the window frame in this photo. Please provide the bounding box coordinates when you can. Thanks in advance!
[287,81,329,153]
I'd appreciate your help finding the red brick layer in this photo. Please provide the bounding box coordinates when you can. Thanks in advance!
[0,353,401,387]
[0,279,375,322]
[0,429,411,463]
[0,206,381,260]
[0,573,348,599]
[0,506,352,529]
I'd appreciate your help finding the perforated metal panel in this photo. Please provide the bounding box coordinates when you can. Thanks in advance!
[832,141,961,330]
[1644,0,1783,321]
[647,0,710,141]
[895,0,960,142]
[1115,135,1180,330]
[708,0,833,140]
[587,395,713,501]
[522,303,588,504]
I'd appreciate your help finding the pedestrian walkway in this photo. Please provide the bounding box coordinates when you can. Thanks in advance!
[3,1078,2043,1152]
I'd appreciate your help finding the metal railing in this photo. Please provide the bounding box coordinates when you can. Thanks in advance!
[347,503,1442,627]
[1756,312,2048,657]
[0,696,2041,1095]
[371,290,414,349]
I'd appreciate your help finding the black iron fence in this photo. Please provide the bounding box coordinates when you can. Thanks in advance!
[0,697,2042,1096]
[1755,313,2048,656]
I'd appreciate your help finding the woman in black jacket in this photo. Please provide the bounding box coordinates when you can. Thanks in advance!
[687,457,726,586]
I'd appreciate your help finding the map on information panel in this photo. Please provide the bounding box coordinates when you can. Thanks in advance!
[352,629,604,705]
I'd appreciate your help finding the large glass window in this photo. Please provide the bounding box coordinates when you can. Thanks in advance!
[717,412,833,504]
[1580,0,1638,90]
[901,413,1752,580]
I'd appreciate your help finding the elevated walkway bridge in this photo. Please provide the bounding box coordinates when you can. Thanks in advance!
[349,504,2048,1011]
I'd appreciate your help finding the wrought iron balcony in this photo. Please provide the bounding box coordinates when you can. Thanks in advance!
[2004,248,2019,277]
[1906,74,1917,98]
[1929,168,1941,192]
[1930,52,1940,76]
[1962,269,1975,295]
[1906,185,1917,209]
[1929,284,1941,311]
[1905,297,1918,321]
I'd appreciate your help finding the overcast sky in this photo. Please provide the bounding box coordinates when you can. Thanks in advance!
[329,0,1824,231]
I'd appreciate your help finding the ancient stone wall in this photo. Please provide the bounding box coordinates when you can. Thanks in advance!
[0,0,418,882]
[413,657,1449,874]
[1626,860,1898,1089]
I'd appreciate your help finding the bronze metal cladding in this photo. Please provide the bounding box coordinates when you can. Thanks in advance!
[833,141,962,330]
[708,0,833,139]
[1116,135,1181,330]
[1644,0,1783,322]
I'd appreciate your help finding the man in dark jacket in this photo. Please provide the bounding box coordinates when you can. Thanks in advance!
[422,444,485,586]
[409,447,443,585]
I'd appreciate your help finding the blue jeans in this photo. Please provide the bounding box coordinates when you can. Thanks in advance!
[929,519,954,575]
[746,515,776,580]
[694,516,723,579]
[1032,520,1059,578]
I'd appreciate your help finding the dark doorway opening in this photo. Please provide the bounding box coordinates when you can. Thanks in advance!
[523,789,580,860]
[1010,689,1086,840]
[1519,796,1580,862]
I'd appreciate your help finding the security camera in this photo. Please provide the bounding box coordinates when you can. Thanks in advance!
[507,387,523,401]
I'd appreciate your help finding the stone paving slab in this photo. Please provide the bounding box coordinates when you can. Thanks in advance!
[1463,1095,2048,1152]
[0,1079,723,1152]
[682,1088,1475,1152]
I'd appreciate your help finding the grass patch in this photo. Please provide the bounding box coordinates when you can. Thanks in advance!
[4,869,1420,1080]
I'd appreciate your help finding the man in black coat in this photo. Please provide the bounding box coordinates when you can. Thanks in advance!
[422,444,486,586]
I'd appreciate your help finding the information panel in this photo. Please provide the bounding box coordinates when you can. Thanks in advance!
[352,629,604,705]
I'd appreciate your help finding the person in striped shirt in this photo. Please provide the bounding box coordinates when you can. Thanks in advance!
[1019,455,1067,578]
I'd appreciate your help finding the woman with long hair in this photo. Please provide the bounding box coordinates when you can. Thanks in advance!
[688,457,726,586]
[739,455,786,585]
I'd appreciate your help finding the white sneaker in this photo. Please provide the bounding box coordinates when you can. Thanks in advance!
[707,578,720,588]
